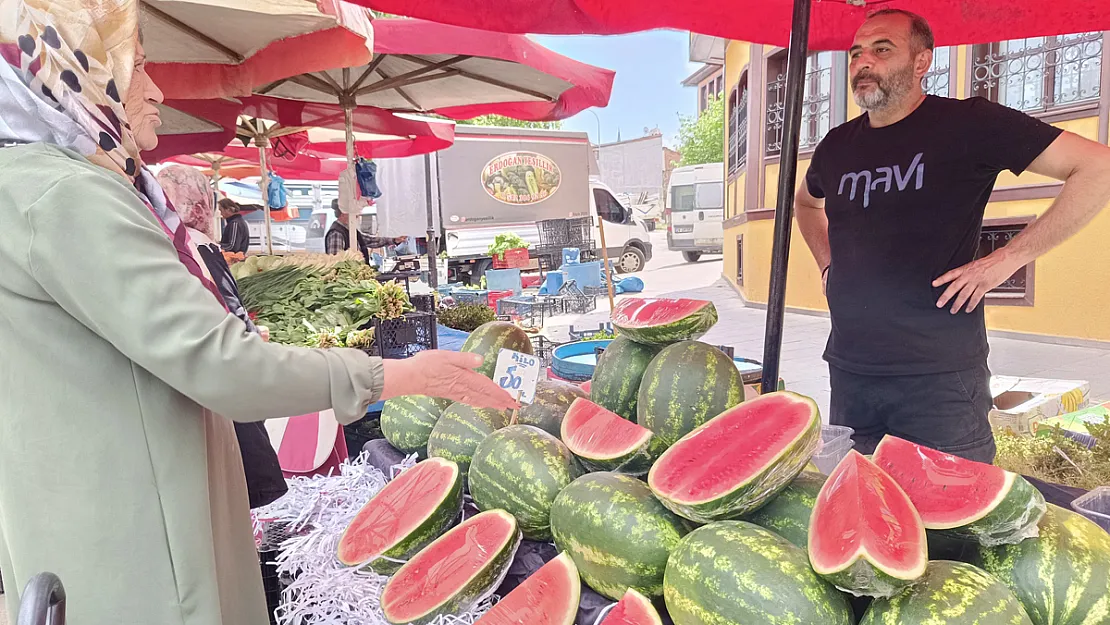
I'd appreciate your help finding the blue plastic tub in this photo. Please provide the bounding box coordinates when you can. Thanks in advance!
[551,339,613,382]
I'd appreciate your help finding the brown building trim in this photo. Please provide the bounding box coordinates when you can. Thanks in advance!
[723,208,776,229]
[1100,32,1110,145]
[981,214,1037,307]
[745,44,766,214]
[989,182,1062,203]
[1033,102,1099,124]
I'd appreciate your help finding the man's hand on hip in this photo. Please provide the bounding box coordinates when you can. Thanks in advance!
[933,251,1023,314]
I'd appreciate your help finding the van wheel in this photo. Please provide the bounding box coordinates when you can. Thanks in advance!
[616,246,646,274]
[682,251,702,263]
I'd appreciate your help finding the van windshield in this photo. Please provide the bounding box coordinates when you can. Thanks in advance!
[672,182,723,212]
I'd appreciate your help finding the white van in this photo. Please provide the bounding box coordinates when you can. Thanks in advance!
[667,163,724,262]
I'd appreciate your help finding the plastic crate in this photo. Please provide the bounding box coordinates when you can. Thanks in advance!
[488,289,515,312]
[1071,487,1110,533]
[530,335,558,367]
[368,311,438,359]
[410,293,436,313]
[555,280,597,315]
[451,288,489,306]
[492,247,530,269]
[537,217,593,250]
[498,296,558,327]
[568,322,613,341]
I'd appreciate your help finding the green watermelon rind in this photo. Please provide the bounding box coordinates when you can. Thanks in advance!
[461,321,534,378]
[817,558,922,600]
[612,300,719,346]
[743,471,827,552]
[590,336,662,421]
[663,521,854,625]
[561,398,657,476]
[468,425,578,541]
[426,404,513,482]
[518,379,588,437]
[975,504,1110,625]
[381,510,523,625]
[380,395,453,456]
[859,561,1033,625]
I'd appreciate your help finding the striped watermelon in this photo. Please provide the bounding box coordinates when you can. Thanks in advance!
[860,561,1033,625]
[809,451,928,598]
[472,552,581,625]
[664,521,854,625]
[550,472,689,600]
[426,403,512,482]
[637,341,744,450]
[743,471,827,551]
[975,504,1110,625]
[518,378,588,437]
[601,588,664,625]
[611,298,718,345]
[461,321,534,378]
[380,395,453,456]
[648,391,820,522]
[381,510,522,625]
[468,425,578,540]
[590,336,662,421]
[873,435,1047,546]
[561,398,654,475]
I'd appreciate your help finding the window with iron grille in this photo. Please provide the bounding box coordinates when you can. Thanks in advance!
[922,47,953,97]
[977,219,1035,304]
[728,78,749,179]
[766,51,835,156]
[972,33,1102,113]
[736,234,744,286]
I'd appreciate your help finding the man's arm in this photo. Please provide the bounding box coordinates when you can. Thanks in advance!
[935,132,1110,313]
[795,183,832,291]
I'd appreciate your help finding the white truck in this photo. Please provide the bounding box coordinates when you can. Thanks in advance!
[666,162,725,262]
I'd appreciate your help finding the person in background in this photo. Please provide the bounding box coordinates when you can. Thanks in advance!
[219,197,250,254]
[325,198,408,263]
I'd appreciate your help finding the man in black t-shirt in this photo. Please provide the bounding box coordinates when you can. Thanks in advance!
[797,9,1110,462]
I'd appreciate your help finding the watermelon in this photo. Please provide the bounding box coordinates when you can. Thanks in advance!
[637,341,745,450]
[426,403,513,481]
[664,521,854,625]
[873,435,1047,545]
[550,472,689,600]
[600,588,664,625]
[472,552,581,625]
[611,298,718,345]
[380,395,453,456]
[975,504,1110,625]
[580,380,592,393]
[860,561,1033,625]
[461,321,534,378]
[561,398,654,475]
[468,425,578,540]
[590,335,662,421]
[808,451,928,597]
[337,457,463,574]
[648,391,820,523]
[743,471,827,551]
[518,378,588,437]
[380,509,522,625]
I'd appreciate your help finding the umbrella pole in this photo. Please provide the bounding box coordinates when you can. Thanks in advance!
[424,153,438,288]
[760,0,811,395]
[211,164,222,238]
[257,133,274,256]
[343,69,360,255]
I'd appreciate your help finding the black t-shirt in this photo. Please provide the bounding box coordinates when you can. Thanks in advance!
[805,96,1062,375]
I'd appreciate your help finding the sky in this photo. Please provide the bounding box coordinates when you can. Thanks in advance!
[532,31,702,149]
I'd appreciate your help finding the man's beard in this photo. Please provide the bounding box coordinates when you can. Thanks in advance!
[852,62,916,111]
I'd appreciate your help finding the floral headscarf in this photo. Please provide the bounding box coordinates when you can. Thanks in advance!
[158,164,215,238]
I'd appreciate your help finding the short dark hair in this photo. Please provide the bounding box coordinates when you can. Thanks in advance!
[218,198,240,214]
[866,9,935,52]
[332,198,342,219]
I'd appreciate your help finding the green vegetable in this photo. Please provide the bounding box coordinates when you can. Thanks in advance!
[487,232,530,257]
[437,304,497,332]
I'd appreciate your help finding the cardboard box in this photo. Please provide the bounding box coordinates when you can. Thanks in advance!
[989,375,1090,435]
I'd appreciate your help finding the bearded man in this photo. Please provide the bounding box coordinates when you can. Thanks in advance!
[795,9,1110,462]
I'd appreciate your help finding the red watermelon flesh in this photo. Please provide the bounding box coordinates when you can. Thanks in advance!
[580,380,592,393]
[473,552,580,625]
[610,298,717,344]
[808,450,927,597]
[600,588,663,625]
[561,398,653,469]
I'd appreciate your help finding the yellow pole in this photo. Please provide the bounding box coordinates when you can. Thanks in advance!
[596,216,616,310]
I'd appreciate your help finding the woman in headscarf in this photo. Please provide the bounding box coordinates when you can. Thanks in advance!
[0,3,517,624]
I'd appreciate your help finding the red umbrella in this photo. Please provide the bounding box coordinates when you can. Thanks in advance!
[143,98,243,163]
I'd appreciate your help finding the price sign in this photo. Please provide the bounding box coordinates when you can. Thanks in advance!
[493,348,541,404]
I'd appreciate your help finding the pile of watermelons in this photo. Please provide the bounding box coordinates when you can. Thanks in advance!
[343,302,1110,625]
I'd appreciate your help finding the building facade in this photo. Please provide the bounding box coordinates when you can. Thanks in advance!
[717,32,1110,344]
[685,34,727,115]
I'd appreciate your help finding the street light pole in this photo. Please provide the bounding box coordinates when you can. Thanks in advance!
[586,109,602,146]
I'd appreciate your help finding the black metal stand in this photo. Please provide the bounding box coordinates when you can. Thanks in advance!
[760,0,812,395]
[424,152,438,289]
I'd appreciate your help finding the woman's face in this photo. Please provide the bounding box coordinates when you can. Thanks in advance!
[124,41,164,152]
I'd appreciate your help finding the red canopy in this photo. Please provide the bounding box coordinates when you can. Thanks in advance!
[353,1,1110,50]
[143,98,243,163]
[166,149,348,181]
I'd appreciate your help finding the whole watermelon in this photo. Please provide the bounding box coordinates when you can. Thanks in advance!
[380,395,453,456]
[426,403,512,482]
[517,378,588,437]
[590,335,662,421]
[461,321,534,378]
[975,504,1110,625]
[664,521,853,625]
[861,561,1032,625]
[551,472,688,600]
[469,425,578,540]
[743,471,827,552]
[637,341,744,449]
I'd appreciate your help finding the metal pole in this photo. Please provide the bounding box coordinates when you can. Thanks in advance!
[211,161,222,239]
[424,152,438,288]
[760,0,811,395]
[343,68,361,254]
[597,215,616,311]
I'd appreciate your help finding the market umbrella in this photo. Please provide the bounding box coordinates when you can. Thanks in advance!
[142,98,243,163]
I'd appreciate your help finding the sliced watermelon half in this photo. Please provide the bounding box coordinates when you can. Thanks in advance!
[473,552,581,625]
[872,435,1047,545]
[561,398,654,475]
[600,588,664,625]
[336,457,462,574]
[580,379,592,393]
[647,391,820,522]
[381,509,522,625]
[610,297,718,345]
[808,450,928,598]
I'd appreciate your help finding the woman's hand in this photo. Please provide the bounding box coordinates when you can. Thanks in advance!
[381,351,520,410]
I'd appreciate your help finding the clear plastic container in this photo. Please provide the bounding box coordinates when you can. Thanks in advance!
[811,437,855,475]
[821,425,854,447]
[1071,486,1110,533]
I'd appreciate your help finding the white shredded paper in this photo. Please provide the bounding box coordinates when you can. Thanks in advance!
[252,452,499,625]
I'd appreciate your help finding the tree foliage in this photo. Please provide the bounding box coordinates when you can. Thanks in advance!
[676,95,724,166]
[456,115,563,130]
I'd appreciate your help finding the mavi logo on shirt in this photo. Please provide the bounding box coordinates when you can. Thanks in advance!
[837,152,925,208]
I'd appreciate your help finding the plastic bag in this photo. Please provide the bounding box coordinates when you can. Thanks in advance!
[266,172,287,209]
[356,158,382,199]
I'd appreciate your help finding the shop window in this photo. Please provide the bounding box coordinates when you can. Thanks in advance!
[972,33,1102,114]
[766,51,836,156]
[978,218,1035,305]
[922,47,952,97]
[736,234,744,286]
[728,77,749,179]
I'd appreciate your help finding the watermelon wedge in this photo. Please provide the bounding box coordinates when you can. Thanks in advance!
[381,510,522,625]
[472,552,581,625]
[561,398,654,475]
[580,380,592,393]
[610,298,718,345]
[872,435,1047,546]
[808,450,928,598]
[647,391,821,522]
[600,588,663,625]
